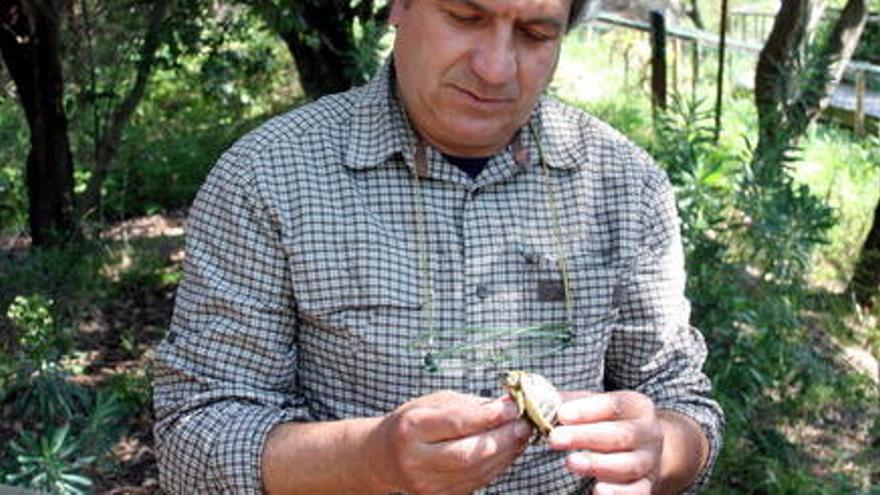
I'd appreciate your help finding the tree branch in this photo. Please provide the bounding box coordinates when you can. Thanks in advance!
[81,0,173,213]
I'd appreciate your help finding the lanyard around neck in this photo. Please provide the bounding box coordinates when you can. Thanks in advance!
[407,122,574,373]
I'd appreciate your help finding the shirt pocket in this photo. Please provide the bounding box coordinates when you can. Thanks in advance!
[515,246,618,392]
[291,224,438,415]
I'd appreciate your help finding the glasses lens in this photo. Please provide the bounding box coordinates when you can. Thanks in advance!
[419,322,574,372]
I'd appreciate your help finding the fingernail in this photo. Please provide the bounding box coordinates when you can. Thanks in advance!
[548,427,570,447]
[514,421,532,439]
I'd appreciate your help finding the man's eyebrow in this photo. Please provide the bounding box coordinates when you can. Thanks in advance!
[439,0,566,30]
[520,16,565,32]
[439,0,488,13]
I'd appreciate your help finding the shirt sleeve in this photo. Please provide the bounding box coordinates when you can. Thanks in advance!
[604,164,724,492]
[152,147,312,494]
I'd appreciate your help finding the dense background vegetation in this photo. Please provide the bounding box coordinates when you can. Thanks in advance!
[1,0,878,493]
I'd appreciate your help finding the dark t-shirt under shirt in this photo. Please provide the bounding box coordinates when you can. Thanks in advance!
[443,154,490,180]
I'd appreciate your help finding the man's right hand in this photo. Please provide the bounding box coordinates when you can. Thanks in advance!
[367,390,532,495]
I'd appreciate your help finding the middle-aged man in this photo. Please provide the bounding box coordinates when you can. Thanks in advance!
[152,0,724,493]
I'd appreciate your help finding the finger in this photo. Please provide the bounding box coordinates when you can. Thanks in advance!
[410,420,529,495]
[557,391,650,425]
[456,431,529,493]
[473,438,528,484]
[592,478,653,495]
[413,395,521,442]
[560,390,597,402]
[427,419,532,471]
[565,450,656,484]
[549,421,643,452]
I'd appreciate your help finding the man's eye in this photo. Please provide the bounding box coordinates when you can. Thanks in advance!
[519,27,557,43]
[519,28,556,43]
[447,11,482,24]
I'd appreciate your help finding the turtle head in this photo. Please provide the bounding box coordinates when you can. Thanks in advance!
[501,370,526,390]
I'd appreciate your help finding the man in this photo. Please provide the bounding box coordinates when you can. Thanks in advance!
[153,0,724,493]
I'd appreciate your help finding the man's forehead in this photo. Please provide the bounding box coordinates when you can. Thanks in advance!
[434,0,571,22]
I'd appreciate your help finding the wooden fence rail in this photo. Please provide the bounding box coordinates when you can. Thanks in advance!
[592,11,880,134]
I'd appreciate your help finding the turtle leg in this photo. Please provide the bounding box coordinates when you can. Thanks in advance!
[515,393,526,417]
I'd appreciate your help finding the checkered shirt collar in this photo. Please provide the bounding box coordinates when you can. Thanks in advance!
[344,57,585,172]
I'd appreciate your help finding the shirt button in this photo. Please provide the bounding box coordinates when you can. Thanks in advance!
[475,283,491,299]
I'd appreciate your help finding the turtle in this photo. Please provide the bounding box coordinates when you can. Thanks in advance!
[501,370,562,442]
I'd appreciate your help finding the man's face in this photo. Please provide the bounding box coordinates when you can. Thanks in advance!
[390,0,571,157]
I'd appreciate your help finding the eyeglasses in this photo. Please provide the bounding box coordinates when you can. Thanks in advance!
[407,122,577,373]
[416,322,575,373]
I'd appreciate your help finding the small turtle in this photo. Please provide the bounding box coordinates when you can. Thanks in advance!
[501,370,562,441]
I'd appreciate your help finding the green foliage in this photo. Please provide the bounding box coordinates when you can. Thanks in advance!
[2,295,90,423]
[652,97,738,246]
[650,97,878,492]
[6,295,71,368]
[89,7,298,220]
[0,97,28,234]
[584,98,654,149]
[799,129,880,286]
[5,423,95,495]
[0,164,26,235]
[0,242,169,491]
[2,388,134,493]
[347,15,391,84]
[1,292,143,493]
[0,244,109,314]
[105,370,153,412]
[101,118,255,219]
[852,19,879,64]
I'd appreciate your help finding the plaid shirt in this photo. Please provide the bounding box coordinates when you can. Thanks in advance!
[153,60,723,494]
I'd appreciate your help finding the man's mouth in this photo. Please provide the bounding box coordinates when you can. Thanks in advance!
[452,85,515,109]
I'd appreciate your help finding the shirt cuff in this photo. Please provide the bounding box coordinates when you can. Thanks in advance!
[204,402,308,494]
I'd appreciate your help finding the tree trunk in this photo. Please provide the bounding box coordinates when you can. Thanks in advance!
[754,0,867,158]
[849,198,880,307]
[80,0,173,215]
[802,0,867,127]
[254,0,389,100]
[684,0,704,29]
[0,0,78,246]
[754,0,811,156]
[281,14,356,100]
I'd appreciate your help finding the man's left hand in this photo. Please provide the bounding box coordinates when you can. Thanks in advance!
[548,391,664,494]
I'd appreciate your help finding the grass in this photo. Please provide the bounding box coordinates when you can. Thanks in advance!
[799,129,880,291]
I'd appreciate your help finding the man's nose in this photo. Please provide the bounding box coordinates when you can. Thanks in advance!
[471,27,517,87]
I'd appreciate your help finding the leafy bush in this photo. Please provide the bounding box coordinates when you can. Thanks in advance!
[6,295,71,368]
[1,294,139,493]
[5,423,95,495]
[650,98,877,492]
[852,20,879,65]
[86,9,300,221]
[0,100,28,235]
[0,165,26,235]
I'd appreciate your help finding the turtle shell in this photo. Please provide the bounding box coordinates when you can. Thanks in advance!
[503,371,562,438]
